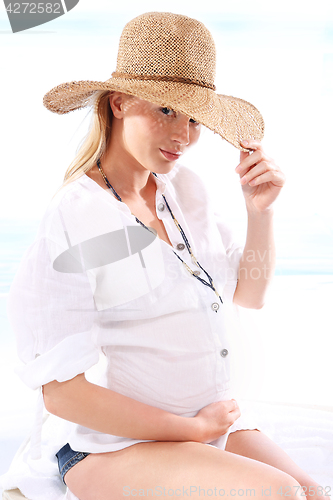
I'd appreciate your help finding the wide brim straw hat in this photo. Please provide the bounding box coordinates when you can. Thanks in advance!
[43,12,264,152]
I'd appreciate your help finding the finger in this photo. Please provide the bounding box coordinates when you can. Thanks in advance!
[230,408,241,423]
[241,139,264,152]
[228,399,238,412]
[247,169,286,187]
[236,149,265,175]
[227,407,241,426]
[239,150,250,164]
[239,161,270,185]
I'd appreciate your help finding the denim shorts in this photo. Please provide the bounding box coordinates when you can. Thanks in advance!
[56,443,90,485]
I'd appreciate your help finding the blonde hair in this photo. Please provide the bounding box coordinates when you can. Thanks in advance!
[61,90,112,190]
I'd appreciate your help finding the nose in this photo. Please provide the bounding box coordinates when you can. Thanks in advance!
[171,115,190,146]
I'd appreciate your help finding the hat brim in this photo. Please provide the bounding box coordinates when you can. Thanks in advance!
[43,77,264,152]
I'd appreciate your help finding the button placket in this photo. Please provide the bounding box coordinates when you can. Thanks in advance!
[204,298,231,390]
[156,196,175,247]
[211,302,219,312]
[155,188,201,275]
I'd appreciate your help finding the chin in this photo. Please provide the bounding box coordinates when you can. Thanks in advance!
[153,161,179,175]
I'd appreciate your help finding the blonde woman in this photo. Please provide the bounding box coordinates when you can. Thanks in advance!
[2,11,328,500]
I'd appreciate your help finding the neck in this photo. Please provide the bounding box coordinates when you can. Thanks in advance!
[100,137,154,202]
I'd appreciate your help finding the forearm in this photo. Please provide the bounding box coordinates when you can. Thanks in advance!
[233,208,275,309]
[43,374,201,442]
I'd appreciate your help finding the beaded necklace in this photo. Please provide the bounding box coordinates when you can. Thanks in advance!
[97,159,223,305]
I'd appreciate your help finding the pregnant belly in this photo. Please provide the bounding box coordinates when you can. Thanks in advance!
[105,347,231,416]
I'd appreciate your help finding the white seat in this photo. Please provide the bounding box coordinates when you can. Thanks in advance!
[2,490,29,500]
[2,489,79,500]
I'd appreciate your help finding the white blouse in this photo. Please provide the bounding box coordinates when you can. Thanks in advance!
[1,163,260,500]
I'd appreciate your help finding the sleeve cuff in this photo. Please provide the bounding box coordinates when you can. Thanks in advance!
[14,330,100,390]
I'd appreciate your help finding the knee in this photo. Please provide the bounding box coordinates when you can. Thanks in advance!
[266,471,304,500]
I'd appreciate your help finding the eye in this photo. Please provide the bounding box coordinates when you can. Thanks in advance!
[189,118,199,125]
[161,107,175,116]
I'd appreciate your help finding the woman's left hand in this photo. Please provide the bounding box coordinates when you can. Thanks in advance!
[235,139,286,213]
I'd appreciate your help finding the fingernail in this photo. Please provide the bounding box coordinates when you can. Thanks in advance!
[242,140,249,146]
[235,165,241,173]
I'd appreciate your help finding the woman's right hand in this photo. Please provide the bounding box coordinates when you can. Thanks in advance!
[194,399,241,443]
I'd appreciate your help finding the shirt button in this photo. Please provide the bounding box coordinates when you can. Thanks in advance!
[211,302,219,312]
[157,203,165,211]
[193,270,200,276]
[176,243,185,251]
[220,349,228,357]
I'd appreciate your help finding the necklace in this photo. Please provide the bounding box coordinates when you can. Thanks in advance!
[96,159,223,305]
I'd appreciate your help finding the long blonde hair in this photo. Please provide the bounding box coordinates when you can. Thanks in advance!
[61,90,112,190]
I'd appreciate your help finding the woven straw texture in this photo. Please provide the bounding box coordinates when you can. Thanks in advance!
[43,12,264,151]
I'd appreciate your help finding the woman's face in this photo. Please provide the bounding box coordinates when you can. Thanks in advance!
[110,94,201,174]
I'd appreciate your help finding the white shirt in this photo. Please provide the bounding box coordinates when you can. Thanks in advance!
[1,163,259,500]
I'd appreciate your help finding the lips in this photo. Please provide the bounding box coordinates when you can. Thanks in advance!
[160,149,182,161]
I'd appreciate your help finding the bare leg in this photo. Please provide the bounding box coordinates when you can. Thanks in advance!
[65,440,305,500]
[226,430,330,500]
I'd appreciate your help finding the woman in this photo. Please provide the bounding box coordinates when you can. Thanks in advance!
[2,11,327,500]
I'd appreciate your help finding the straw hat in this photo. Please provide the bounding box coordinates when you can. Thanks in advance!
[43,12,264,151]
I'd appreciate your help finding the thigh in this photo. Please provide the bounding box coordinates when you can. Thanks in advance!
[64,440,304,500]
[225,430,318,490]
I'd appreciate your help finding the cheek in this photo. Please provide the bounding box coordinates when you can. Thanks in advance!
[122,118,162,161]
[126,115,163,142]
[190,126,201,146]
[123,119,147,150]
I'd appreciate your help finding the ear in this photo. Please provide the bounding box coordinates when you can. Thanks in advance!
[109,92,125,119]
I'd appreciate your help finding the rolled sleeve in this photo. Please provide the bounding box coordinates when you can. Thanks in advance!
[7,209,100,390]
[14,329,100,390]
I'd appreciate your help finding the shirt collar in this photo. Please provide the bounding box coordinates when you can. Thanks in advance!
[81,171,168,215]
[152,173,167,197]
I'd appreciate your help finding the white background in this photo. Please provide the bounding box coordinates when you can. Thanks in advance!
[0,0,332,477]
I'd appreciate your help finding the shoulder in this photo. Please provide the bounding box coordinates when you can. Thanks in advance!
[164,164,240,251]
[159,162,211,203]
[46,174,95,214]
[30,174,108,248]
[163,162,208,187]
[41,174,117,228]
